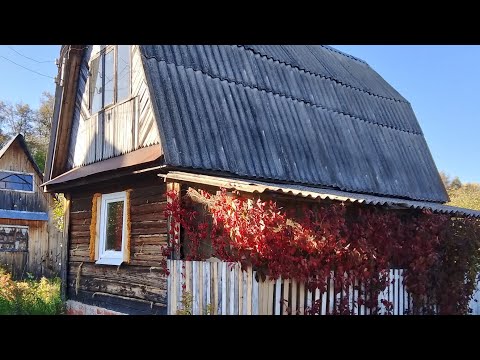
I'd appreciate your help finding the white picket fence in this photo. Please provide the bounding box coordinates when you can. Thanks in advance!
[167,260,435,315]
[167,259,260,315]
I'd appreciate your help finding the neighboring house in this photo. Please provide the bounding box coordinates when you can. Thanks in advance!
[43,45,480,315]
[0,134,62,278]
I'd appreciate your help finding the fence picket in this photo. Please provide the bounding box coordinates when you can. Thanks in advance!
[252,271,259,315]
[204,262,210,314]
[242,270,248,315]
[299,282,305,315]
[167,260,171,315]
[192,261,199,315]
[221,262,227,314]
[247,268,253,315]
[398,270,404,315]
[238,265,243,315]
[212,262,218,315]
[171,260,177,315]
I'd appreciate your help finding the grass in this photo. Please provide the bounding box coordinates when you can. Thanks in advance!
[0,267,64,315]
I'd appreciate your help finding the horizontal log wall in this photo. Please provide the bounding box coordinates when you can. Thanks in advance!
[67,175,168,314]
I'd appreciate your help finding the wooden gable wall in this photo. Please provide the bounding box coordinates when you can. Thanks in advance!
[66,45,161,171]
[0,141,49,213]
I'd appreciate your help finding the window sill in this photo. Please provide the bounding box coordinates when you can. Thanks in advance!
[95,258,124,266]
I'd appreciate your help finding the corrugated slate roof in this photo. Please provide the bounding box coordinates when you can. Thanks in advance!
[140,45,448,203]
[164,171,480,218]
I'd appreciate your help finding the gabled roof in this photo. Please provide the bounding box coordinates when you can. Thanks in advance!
[0,134,43,178]
[47,45,448,204]
[140,45,448,203]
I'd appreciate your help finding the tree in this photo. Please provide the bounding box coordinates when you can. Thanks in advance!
[448,183,480,211]
[450,177,463,190]
[36,91,54,140]
[441,171,480,211]
[0,92,54,172]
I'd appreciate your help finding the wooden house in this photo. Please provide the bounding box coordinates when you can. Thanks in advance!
[0,134,62,278]
[43,45,480,315]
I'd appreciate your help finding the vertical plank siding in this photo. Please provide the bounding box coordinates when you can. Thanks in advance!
[67,45,161,170]
[168,261,447,315]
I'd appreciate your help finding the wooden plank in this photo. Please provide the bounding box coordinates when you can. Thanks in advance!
[229,264,235,315]
[177,260,182,312]
[283,279,290,315]
[212,261,218,315]
[393,269,398,315]
[192,261,198,315]
[185,261,191,293]
[204,262,210,314]
[198,261,204,314]
[221,262,227,315]
[167,260,171,315]
[388,269,394,314]
[242,269,247,315]
[329,272,335,315]
[247,267,253,315]
[298,282,305,315]
[274,278,282,315]
[238,265,243,315]
[314,286,320,316]
[353,277,358,316]
[170,260,177,314]
[398,269,404,315]
[267,279,274,315]
[291,280,297,315]
[252,271,259,315]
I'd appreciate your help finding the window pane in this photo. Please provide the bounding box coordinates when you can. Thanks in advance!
[117,45,131,102]
[0,172,33,191]
[104,50,114,106]
[105,200,124,251]
[89,55,103,113]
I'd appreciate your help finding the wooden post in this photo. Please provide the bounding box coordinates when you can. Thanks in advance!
[166,181,181,260]
[60,193,70,302]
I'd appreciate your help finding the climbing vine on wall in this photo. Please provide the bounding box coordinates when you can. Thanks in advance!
[163,187,480,315]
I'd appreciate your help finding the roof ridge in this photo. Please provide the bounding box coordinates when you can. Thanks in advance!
[320,45,369,65]
[143,54,422,136]
[238,45,408,105]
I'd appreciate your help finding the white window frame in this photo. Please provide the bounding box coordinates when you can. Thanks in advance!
[96,191,127,266]
[88,45,132,115]
[0,170,35,193]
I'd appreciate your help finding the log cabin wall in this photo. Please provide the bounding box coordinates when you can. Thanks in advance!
[66,45,161,171]
[67,173,168,314]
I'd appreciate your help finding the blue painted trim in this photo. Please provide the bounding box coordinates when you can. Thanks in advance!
[0,210,48,221]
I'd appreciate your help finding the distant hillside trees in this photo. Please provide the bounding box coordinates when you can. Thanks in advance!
[440,171,480,211]
[0,91,54,172]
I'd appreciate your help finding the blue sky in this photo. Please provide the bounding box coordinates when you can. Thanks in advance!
[0,45,478,183]
[333,45,480,184]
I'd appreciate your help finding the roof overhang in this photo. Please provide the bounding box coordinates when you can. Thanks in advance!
[162,171,480,218]
[43,145,162,191]
[0,210,48,221]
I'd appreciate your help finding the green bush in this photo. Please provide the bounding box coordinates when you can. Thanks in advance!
[0,267,64,315]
